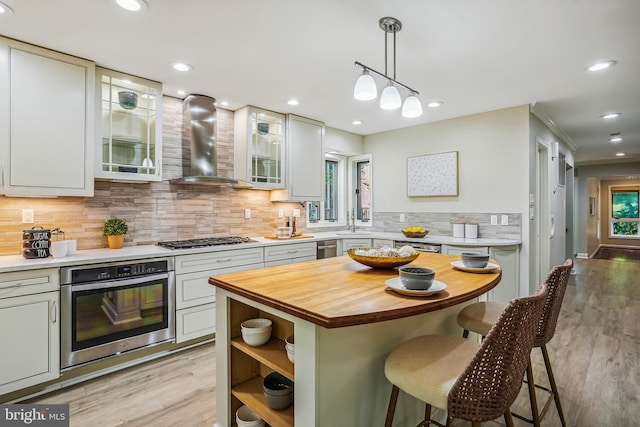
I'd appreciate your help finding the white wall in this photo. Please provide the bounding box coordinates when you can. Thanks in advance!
[363,105,531,294]
[325,126,363,155]
[364,105,530,213]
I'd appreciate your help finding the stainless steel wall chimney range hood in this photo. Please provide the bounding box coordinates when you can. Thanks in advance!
[172,94,250,187]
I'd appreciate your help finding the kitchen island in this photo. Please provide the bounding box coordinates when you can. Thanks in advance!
[209,252,501,427]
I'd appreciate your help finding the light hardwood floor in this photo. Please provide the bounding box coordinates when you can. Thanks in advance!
[29,258,639,426]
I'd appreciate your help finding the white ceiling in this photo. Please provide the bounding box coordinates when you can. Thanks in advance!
[1,0,639,167]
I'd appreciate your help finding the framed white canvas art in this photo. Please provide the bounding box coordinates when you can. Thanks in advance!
[407,151,458,197]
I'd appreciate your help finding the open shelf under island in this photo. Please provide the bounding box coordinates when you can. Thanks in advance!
[209,252,501,427]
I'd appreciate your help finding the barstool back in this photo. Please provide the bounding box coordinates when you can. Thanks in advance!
[536,259,573,347]
[448,282,548,422]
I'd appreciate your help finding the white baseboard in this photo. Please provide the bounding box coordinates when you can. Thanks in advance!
[576,253,588,259]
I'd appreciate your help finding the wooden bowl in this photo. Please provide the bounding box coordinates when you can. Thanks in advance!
[401,230,428,238]
[347,248,419,269]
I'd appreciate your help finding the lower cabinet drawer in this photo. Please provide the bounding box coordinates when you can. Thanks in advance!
[176,303,216,343]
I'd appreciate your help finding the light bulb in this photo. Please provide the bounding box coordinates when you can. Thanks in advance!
[379,82,401,110]
[402,93,422,118]
[353,69,377,101]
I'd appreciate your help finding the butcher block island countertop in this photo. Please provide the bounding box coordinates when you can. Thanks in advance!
[210,253,502,427]
[209,252,501,328]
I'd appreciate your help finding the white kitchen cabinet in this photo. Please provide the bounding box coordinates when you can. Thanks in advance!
[441,244,489,256]
[234,106,286,189]
[95,67,162,182]
[489,245,520,303]
[0,37,95,197]
[341,238,373,255]
[271,114,325,202]
[0,268,60,395]
[174,247,264,343]
[264,241,317,267]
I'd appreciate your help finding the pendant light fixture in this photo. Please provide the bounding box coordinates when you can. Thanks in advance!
[354,17,422,118]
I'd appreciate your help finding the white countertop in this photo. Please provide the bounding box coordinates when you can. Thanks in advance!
[0,231,520,273]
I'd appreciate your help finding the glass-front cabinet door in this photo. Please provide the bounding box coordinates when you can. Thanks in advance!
[95,67,162,181]
[234,106,285,189]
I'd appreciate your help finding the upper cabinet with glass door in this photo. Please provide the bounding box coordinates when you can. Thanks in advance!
[95,67,162,181]
[234,106,285,189]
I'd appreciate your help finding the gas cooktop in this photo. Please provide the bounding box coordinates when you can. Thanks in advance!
[157,236,256,250]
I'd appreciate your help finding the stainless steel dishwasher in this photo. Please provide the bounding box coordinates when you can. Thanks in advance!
[317,239,338,258]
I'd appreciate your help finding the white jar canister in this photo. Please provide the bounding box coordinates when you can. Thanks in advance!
[465,223,478,239]
[453,223,465,238]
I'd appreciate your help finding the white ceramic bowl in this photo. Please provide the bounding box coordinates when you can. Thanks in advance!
[241,318,273,347]
[285,335,294,363]
[236,405,265,427]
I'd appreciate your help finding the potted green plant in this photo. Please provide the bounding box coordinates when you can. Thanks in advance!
[103,218,128,249]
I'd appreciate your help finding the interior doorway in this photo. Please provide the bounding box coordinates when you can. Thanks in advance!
[535,138,551,290]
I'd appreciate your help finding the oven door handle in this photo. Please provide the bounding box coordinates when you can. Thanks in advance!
[66,272,171,292]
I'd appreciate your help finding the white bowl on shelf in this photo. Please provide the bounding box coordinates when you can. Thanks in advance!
[285,335,294,363]
[240,318,273,347]
[236,405,265,427]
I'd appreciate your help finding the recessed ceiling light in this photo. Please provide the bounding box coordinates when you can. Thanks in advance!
[220,101,229,107]
[352,120,363,125]
[287,99,299,106]
[172,62,193,72]
[427,101,443,108]
[600,112,621,119]
[587,60,617,72]
[609,133,623,143]
[114,0,148,12]
[616,152,626,157]
[177,90,186,96]
[0,2,15,15]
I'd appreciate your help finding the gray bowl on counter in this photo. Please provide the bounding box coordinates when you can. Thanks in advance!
[460,252,490,268]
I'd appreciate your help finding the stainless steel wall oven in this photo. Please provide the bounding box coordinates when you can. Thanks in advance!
[60,258,175,370]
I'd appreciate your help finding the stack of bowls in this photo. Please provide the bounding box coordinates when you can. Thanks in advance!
[263,372,294,410]
[285,335,294,363]
[240,318,272,347]
[235,405,265,427]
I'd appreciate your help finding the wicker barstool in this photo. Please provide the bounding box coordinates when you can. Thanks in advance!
[456,259,573,427]
[383,282,549,427]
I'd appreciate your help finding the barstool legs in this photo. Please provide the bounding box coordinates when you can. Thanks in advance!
[541,345,567,427]
[384,385,400,427]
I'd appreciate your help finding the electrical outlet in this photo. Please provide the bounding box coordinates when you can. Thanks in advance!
[278,208,284,218]
[22,209,35,224]
[244,208,251,219]
[399,213,405,222]
[293,208,301,218]
[490,215,498,225]
[501,215,509,225]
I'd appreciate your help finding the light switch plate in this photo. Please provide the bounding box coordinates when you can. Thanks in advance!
[278,208,284,218]
[399,213,405,222]
[22,208,34,224]
[490,215,498,225]
[293,208,301,218]
[244,208,251,219]
[501,215,509,225]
